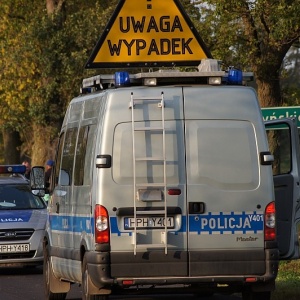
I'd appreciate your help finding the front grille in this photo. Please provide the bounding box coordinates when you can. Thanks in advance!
[0,229,34,241]
[0,250,36,260]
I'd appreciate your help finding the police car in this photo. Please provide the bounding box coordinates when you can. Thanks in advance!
[0,165,47,267]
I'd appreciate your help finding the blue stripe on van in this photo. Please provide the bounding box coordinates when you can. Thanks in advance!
[49,215,94,233]
[49,215,126,235]
[49,212,263,236]
[110,217,122,235]
[189,212,264,234]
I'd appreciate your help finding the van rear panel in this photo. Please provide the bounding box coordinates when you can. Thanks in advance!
[97,85,275,279]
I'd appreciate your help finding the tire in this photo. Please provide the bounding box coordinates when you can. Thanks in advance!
[44,245,68,300]
[242,290,271,300]
[82,256,109,300]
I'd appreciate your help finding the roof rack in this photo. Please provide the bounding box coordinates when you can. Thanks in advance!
[80,59,254,93]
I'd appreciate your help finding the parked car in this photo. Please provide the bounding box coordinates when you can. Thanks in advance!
[0,165,47,267]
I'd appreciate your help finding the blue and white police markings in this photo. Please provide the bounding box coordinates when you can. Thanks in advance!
[189,211,264,234]
[0,211,32,223]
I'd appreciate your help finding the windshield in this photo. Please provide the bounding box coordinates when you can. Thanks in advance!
[0,185,46,210]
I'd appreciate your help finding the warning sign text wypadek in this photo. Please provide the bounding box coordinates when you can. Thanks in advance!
[86,0,211,68]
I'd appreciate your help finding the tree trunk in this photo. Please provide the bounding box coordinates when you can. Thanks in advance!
[256,77,283,108]
[30,0,66,167]
[31,124,53,166]
[2,128,21,164]
[255,67,283,175]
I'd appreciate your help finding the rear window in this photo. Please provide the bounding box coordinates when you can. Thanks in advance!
[0,185,46,210]
[186,120,259,190]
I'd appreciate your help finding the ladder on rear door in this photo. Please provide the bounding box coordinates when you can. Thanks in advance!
[130,92,168,255]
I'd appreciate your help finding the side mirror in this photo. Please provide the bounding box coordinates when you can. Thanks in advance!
[30,166,45,190]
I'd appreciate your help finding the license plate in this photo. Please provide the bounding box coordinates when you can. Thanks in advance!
[124,216,174,229]
[0,244,30,253]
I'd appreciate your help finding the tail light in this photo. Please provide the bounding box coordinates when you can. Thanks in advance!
[94,205,110,244]
[264,202,276,241]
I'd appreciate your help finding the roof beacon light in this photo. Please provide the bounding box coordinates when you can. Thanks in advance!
[115,71,130,87]
[143,78,157,86]
[208,77,222,85]
[198,59,221,72]
[0,165,26,174]
[228,68,243,85]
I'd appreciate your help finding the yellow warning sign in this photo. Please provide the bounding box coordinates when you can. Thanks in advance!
[85,0,212,68]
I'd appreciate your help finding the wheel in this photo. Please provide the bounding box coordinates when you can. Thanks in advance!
[82,256,109,300]
[44,245,69,300]
[242,290,271,300]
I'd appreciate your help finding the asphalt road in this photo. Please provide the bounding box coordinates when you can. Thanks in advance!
[0,266,242,300]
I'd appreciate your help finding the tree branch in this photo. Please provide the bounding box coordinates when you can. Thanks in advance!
[239,0,261,57]
[7,14,26,21]
[46,0,65,15]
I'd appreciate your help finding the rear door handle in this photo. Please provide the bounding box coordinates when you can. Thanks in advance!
[189,202,205,214]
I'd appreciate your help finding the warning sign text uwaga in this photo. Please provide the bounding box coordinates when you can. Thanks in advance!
[108,16,193,56]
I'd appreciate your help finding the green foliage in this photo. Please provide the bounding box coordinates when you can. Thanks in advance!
[0,1,37,130]
[196,0,300,70]
[272,260,300,300]
[26,0,118,124]
[0,0,119,158]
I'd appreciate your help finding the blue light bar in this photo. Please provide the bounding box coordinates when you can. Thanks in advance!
[228,69,243,85]
[115,71,130,87]
[0,165,26,174]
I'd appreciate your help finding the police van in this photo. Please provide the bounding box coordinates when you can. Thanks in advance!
[41,1,300,300]
[41,62,300,300]
[0,165,47,267]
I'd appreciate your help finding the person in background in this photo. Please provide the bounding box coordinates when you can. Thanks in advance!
[22,160,31,179]
[45,159,54,190]
[44,160,54,203]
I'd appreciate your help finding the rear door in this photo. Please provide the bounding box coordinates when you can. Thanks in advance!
[107,87,188,277]
[265,118,300,260]
[184,86,273,276]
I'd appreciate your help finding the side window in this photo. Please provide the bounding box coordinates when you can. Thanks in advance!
[61,127,78,186]
[53,132,65,188]
[74,126,89,186]
[266,124,291,175]
[74,124,96,186]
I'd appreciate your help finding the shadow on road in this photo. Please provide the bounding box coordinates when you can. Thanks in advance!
[0,266,242,300]
[0,265,43,275]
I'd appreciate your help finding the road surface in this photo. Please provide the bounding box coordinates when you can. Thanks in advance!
[0,266,242,300]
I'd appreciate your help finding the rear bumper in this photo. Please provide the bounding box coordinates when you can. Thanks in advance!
[86,248,279,292]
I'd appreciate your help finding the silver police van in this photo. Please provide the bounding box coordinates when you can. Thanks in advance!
[42,62,300,300]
